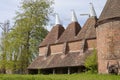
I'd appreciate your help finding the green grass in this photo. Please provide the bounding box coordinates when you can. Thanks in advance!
[0,73,120,80]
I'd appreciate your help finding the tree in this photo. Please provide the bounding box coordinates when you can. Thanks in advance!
[1,0,53,74]
[85,49,97,73]
[0,20,11,73]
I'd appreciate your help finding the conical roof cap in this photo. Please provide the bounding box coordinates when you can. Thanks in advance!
[89,3,97,17]
[55,13,61,25]
[71,10,78,22]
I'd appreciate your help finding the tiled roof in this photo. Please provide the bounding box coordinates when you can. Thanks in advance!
[40,24,65,47]
[28,50,92,69]
[76,17,97,40]
[58,22,81,43]
[99,0,120,22]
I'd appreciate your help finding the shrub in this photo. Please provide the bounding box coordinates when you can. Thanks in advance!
[85,49,97,73]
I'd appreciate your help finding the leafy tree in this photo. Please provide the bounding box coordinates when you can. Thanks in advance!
[0,20,11,73]
[85,49,97,73]
[0,0,53,74]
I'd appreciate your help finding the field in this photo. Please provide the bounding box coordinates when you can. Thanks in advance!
[0,73,120,80]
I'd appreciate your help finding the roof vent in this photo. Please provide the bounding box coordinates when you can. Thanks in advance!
[55,13,61,25]
[71,10,78,22]
[89,3,97,17]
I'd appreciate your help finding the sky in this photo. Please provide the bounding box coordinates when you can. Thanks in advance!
[0,0,107,30]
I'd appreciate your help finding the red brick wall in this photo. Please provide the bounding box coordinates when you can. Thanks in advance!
[86,39,96,50]
[97,21,120,74]
[50,44,63,54]
[98,60,108,74]
[39,47,46,56]
[68,41,81,52]
[98,60,120,74]
[39,39,97,56]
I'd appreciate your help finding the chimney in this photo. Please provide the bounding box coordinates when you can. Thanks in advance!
[71,10,78,22]
[89,3,97,17]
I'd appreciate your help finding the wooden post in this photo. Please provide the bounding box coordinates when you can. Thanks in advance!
[53,69,55,74]
[38,69,41,74]
[78,67,81,73]
[68,67,70,74]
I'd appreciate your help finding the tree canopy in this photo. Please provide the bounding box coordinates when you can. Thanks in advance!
[0,0,53,74]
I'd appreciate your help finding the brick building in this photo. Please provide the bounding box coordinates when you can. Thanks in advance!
[28,0,120,74]
[97,0,120,74]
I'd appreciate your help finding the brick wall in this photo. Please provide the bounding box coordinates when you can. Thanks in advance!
[68,41,81,52]
[97,21,120,74]
[98,60,108,74]
[39,47,47,56]
[50,44,63,54]
[39,39,97,56]
[86,39,96,50]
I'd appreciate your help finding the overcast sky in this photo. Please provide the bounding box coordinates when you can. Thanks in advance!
[0,0,107,30]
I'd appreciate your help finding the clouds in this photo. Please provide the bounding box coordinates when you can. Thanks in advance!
[0,0,21,24]
[0,0,107,30]
[48,0,107,30]
[54,0,107,15]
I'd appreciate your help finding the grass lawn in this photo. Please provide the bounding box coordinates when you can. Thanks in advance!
[0,73,120,80]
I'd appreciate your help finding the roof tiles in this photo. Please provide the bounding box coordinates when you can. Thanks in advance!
[99,0,120,22]
[58,22,81,43]
[40,24,65,47]
[28,50,92,69]
[76,17,97,40]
